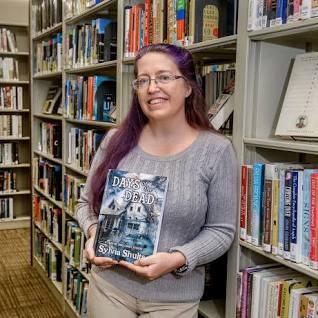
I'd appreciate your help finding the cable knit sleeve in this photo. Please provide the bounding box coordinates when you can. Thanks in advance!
[170,142,238,275]
[76,129,117,238]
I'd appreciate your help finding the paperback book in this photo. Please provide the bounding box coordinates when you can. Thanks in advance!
[94,169,169,263]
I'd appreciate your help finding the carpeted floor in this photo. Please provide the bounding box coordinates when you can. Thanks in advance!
[0,228,64,318]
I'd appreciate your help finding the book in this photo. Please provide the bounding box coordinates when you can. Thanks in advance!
[275,52,318,140]
[94,169,169,263]
[42,86,62,114]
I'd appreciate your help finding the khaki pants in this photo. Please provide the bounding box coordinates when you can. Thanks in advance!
[87,271,199,318]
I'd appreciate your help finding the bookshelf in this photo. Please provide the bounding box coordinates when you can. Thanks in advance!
[30,0,239,317]
[0,21,31,230]
[232,1,318,318]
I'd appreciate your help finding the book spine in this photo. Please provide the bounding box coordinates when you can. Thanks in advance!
[310,173,318,269]
[240,165,248,241]
[278,168,285,256]
[300,0,312,18]
[246,166,254,243]
[302,170,317,265]
[252,163,265,246]
[271,169,280,255]
[290,170,303,263]
[283,170,292,260]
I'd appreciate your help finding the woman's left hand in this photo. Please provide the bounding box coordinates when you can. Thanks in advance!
[119,252,186,280]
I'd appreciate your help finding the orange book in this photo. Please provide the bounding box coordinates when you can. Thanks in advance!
[144,0,152,45]
[86,76,94,121]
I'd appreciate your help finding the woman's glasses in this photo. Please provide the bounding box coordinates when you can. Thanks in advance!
[132,73,184,90]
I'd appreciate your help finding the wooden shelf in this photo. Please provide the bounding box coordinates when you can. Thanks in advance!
[65,117,116,128]
[0,163,30,168]
[33,71,62,79]
[64,164,88,177]
[0,23,28,28]
[34,222,63,252]
[0,51,29,57]
[0,109,29,113]
[0,80,29,85]
[33,150,63,165]
[33,113,63,121]
[240,240,318,281]
[65,208,78,220]
[65,0,117,25]
[249,17,318,41]
[33,185,63,209]
[32,22,62,41]
[0,136,29,141]
[244,137,318,155]
[0,190,30,196]
[33,257,64,299]
[65,60,117,74]
[0,216,30,230]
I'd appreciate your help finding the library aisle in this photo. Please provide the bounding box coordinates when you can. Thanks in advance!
[0,228,63,318]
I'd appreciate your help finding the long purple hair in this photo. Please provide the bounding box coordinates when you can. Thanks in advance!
[89,43,215,214]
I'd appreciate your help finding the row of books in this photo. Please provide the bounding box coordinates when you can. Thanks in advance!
[65,18,117,70]
[0,115,22,137]
[247,0,318,31]
[65,264,88,317]
[0,57,19,80]
[0,197,13,220]
[0,169,17,193]
[240,163,318,268]
[34,229,62,282]
[67,128,104,173]
[0,143,19,165]
[35,33,62,74]
[64,174,85,217]
[65,220,87,269]
[33,157,62,202]
[0,86,24,110]
[37,122,62,159]
[238,263,318,318]
[0,28,18,53]
[32,0,62,34]
[64,75,116,123]
[201,63,236,108]
[64,0,104,19]
[34,195,62,244]
[124,0,236,57]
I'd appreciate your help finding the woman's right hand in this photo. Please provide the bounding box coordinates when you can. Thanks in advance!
[84,225,118,268]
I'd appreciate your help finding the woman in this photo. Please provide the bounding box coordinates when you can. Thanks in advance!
[76,43,238,317]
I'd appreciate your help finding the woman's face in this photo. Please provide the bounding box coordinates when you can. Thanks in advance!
[135,52,192,123]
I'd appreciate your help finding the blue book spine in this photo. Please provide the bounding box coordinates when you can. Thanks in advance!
[276,0,288,24]
[252,163,265,246]
[290,171,298,261]
[283,170,293,259]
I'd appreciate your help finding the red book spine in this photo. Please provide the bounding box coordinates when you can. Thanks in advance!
[240,165,248,240]
[309,173,318,269]
[144,0,151,46]
[86,76,94,121]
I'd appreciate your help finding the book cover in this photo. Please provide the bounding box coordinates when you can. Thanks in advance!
[275,52,318,140]
[94,169,169,263]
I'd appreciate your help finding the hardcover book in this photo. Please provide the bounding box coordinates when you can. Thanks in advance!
[94,169,169,263]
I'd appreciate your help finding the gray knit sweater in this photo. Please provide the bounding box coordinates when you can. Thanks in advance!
[76,129,238,302]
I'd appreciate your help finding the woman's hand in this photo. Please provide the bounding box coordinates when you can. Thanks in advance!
[84,225,118,268]
[119,252,186,280]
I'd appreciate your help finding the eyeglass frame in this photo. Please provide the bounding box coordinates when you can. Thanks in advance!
[131,73,185,90]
